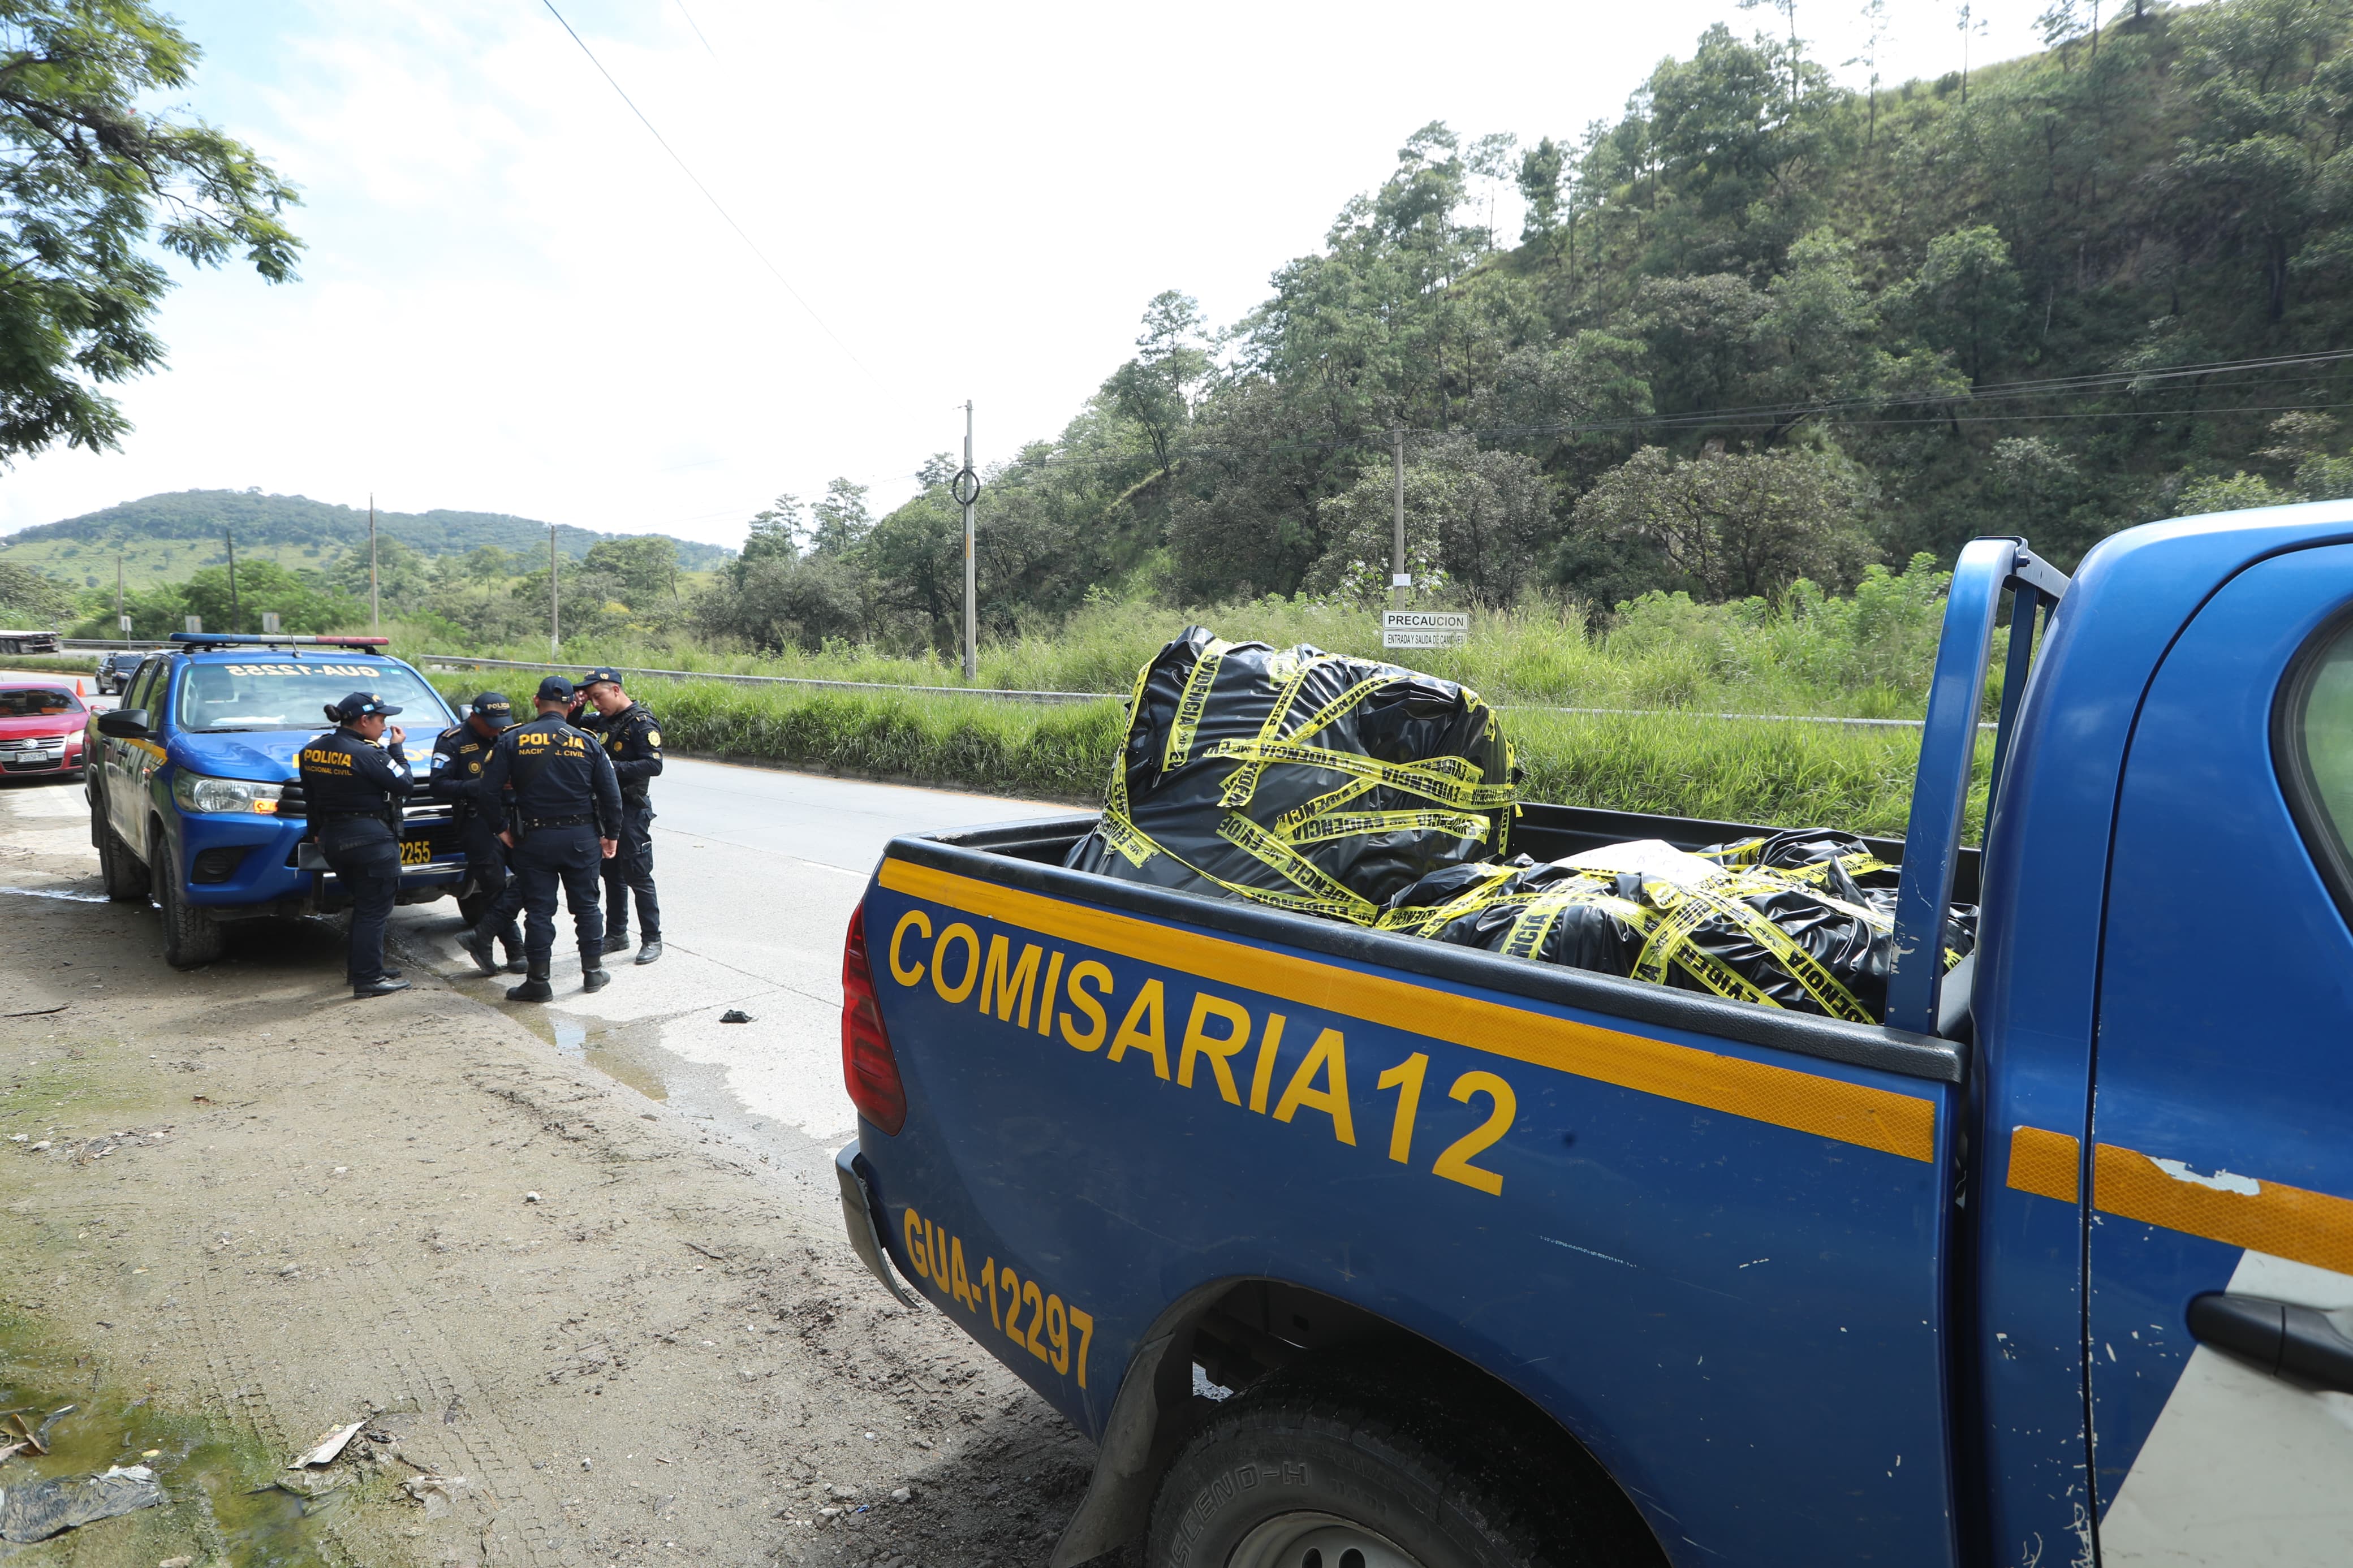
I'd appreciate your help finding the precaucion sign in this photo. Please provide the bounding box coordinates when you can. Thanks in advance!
[1381,610,1469,649]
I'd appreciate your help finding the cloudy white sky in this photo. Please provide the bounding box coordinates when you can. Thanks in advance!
[0,0,2076,552]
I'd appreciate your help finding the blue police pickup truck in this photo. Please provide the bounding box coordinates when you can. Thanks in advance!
[833,507,2353,1568]
[85,633,469,967]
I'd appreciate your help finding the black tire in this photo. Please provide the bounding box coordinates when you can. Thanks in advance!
[92,793,149,902]
[1147,1355,1662,1568]
[153,832,227,968]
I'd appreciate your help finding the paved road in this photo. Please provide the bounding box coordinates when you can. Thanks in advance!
[0,666,114,709]
[0,751,1075,1143]
[397,758,1073,1141]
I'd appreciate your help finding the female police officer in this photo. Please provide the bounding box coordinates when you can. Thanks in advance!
[298,691,414,997]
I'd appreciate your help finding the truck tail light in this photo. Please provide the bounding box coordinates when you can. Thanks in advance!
[841,905,906,1134]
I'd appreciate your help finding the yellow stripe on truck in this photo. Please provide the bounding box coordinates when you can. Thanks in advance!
[2006,1125,2353,1277]
[2006,1126,2082,1203]
[877,859,1938,1162]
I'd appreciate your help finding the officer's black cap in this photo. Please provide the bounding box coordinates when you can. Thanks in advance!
[471,692,515,727]
[330,691,402,722]
[580,667,624,690]
[536,675,575,702]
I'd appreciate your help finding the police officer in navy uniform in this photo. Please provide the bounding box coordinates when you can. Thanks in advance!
[462,676,620,1002]
[578,667,665,965]
[298,692,415,998]
[431,691,524,973]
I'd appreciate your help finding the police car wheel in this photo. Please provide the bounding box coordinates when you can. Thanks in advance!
[92,794,148,903]
[1146,1354,1657,1568]
[155,855,227,969]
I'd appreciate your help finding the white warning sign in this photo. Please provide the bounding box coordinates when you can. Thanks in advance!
[1381,611,1469,649]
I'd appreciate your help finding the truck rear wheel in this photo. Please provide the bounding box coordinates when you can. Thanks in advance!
[1147,1357,1658,1568]
[153,832,227,968]
[92,793,148,903]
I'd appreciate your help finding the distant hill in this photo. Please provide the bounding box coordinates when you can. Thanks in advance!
[0,489,735,590]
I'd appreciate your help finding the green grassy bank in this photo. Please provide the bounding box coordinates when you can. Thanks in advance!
[425,672,1983,840]
[389,554,1968,723]
[0,653,103,675]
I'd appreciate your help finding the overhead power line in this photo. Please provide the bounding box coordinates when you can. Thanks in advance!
[670,0,721,59]
[1462,347,2353,444]
[962,348,2353,485]
[537,0,870,378]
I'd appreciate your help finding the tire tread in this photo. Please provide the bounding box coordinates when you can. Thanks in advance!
[1148,1353,1663,1568]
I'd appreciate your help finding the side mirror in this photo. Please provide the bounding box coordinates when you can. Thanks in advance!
[97,709,149,738]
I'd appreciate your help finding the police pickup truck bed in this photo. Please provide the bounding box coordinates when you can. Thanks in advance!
[834,511,2353,1568]
[86,634,469,967]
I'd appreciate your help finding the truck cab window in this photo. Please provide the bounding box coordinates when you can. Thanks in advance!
[123,659,162,715]
[2276,610,2353,922]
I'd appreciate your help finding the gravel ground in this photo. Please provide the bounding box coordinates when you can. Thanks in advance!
[0,773,1105,1568]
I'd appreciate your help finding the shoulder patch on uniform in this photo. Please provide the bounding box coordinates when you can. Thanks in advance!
[647,729,661,748]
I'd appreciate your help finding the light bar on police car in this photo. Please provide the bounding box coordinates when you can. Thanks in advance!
[167,633,391,647]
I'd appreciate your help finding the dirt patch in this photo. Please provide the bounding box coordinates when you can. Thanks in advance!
[0,777,1102,1567]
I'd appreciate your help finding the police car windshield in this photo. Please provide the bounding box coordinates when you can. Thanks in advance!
[171,660,446,732]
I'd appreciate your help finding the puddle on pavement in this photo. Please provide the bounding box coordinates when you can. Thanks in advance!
[0,885,111,904]
[0,1307,352,1563]
[529,1011,669,1103]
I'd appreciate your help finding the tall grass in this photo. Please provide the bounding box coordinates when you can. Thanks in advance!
[0,654,102,675]
[395,555,1964,722]
[1510,710,1984,838]
[426,674,1123,803]
[425,672,1986,839]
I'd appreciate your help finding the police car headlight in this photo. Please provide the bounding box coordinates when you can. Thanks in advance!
[171,772,286,815]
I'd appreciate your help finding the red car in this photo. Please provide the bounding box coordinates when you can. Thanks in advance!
[0,680,89,780]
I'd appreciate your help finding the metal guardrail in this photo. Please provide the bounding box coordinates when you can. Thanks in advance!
[1495,703,1994,731]
[21,643,1965,729]
[417,653,1109,706]
[419,653,1967,729]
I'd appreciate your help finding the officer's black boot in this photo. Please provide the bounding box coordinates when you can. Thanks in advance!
[581,948,611,992]
[499,932,529,974]
[506,962,553,1003]
[600,930,630,956]
[458,922,501,978]
[635,936,663,965]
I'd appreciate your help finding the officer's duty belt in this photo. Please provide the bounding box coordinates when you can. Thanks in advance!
[521,814,594,828]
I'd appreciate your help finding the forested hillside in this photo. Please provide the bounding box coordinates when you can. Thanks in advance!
[703,0,2353,656]
[0,489,732,642]
[0,489,732,590]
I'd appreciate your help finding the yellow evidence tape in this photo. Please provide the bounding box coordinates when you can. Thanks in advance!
[878,859,1939,1163]
[2005,1126,2353,1277]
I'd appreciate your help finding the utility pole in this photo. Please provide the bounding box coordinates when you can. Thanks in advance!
[954,401,981,684]
[368,493,380,632]
[115,554,126,637]
[1391,425,1408,608]
[549,524,561,656]
[223,528,240,629]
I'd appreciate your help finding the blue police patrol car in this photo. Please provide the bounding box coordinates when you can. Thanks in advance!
[85,633,469,967]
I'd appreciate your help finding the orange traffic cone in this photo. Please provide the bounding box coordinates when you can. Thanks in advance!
[75,678,86,696]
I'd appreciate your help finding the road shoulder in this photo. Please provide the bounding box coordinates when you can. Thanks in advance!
[0,779,1099,1568]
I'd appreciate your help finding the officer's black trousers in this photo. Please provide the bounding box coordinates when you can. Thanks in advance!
[460,820,521,954]
[600,797,660,941]
[503,824,605,967]
[320,819,400,987]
